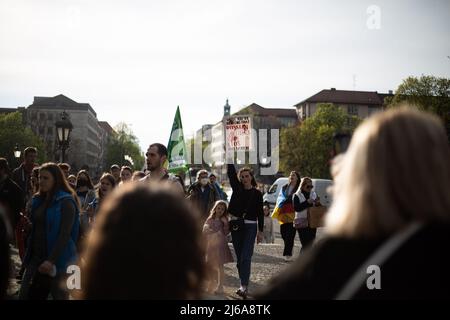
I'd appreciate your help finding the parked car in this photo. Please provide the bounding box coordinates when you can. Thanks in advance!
[263,177,333,208]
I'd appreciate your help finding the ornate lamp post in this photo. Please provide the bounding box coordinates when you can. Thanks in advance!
[55,111,73,163]
[14,143,21,166]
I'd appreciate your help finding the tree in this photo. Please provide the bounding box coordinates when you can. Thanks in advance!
[0,111,47,167]
[105,123,145,171]
[280,104,361,179]
[386,75,450,141]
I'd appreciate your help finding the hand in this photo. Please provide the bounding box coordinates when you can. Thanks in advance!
[256,231,264,244]
[307,198,314,204]
[38,260,54,275]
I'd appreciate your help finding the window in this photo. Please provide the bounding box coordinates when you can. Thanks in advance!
[347,105,359,116]
[48,113,53,121]
[268,184,278,194]
[47,127,53,135]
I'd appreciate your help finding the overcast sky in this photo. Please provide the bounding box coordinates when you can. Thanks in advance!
[1,0,449,151]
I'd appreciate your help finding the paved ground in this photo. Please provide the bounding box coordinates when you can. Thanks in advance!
[7,220,325,300]
[204,222,326,300]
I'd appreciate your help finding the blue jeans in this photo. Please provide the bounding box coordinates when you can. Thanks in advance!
[231,223,257,287]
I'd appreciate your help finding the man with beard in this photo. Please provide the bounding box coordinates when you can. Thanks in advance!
[141,143,169,183]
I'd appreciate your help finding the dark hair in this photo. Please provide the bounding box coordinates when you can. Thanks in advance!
[149,143,168,158]
[37,162,80,208]
[0,158,9,172]
[98,173,116,199]
[76,170,94,189]
[284,171,301,194]
[120,166,132,174]
[237,167,257,187]
[23,147,37,157]
[81,184,205,299]
[58,163,71,171]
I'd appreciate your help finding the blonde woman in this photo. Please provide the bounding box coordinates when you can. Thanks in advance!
[257,107,450,299]
[292,177,321,254]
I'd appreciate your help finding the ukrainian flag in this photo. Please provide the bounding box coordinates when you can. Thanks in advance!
[271,187,295,224]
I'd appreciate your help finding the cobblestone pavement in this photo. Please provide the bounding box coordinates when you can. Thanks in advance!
[8,222,325,300]
[206,225,326,300]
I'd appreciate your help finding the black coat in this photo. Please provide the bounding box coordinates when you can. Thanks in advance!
[256,223,450,299]
[0,177,25,230]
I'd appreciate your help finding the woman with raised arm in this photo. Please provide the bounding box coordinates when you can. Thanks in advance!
[227,163,264,299]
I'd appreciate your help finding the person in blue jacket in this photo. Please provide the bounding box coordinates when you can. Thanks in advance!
[19,163,80,300]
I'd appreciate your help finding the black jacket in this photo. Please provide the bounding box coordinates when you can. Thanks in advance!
[227,164,264,232]
[256,223,450,299]
[0,177,25,230]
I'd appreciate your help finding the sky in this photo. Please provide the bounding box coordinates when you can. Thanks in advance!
[1,0,449,152]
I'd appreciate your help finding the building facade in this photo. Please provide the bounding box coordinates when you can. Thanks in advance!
[295,88,394,121]
[1,94,114,177]
[208,101,299,185]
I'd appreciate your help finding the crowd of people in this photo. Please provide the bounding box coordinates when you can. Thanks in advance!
[0,106,449,300]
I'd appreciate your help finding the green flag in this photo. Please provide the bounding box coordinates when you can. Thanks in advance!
[167,106,188,173]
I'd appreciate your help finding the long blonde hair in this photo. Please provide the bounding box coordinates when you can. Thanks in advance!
[207,200,229,220]
[326,106,450,238]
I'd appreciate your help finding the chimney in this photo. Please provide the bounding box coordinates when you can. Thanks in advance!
[388,90,393,94]
[331,88,336,91]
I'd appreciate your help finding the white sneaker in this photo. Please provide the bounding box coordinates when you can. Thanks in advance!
[284,255,293,262]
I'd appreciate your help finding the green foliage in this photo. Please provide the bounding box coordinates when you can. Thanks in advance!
[386,75,450,141]
[185,136,212,170]
[0,112,47,167]
[280,103,361,179]
[106,123,144,171]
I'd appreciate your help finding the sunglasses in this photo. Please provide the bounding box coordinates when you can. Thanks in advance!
[306,185,314,189]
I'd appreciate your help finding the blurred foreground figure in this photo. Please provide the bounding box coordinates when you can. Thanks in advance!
[0,205,11,300]
[257,107,450,299]
[81,184,205,299]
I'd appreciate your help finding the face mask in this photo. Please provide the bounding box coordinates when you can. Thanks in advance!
[200,178,209,186]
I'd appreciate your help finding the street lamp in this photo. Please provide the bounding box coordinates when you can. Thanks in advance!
[259,155,271,167]
[14,144,21,159]
[14,144,21,167]
[55,111,73,163]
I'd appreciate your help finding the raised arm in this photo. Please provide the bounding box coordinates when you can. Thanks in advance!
[227,164,240,191]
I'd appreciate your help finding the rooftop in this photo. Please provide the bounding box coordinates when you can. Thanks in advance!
[295,88,393,106]
[28,94,97,117]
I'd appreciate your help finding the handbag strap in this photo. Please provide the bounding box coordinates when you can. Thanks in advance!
[335,222,423,300]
